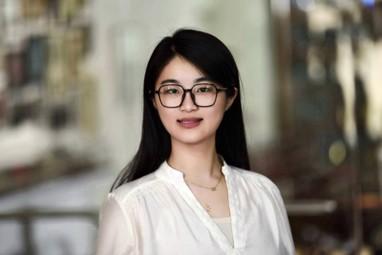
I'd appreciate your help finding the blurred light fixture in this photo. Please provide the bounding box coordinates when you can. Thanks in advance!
[328,140,347,165]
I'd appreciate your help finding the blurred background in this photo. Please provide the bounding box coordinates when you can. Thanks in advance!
[0,0,382,254]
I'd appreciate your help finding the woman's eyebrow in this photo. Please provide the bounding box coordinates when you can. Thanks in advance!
[194,77,212,83]
[159,77,212,85]
[160,79,180,84]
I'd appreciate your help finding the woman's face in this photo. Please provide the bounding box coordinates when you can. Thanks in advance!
[153,56,237,146]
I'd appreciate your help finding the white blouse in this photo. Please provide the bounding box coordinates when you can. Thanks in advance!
[96,160,295,255]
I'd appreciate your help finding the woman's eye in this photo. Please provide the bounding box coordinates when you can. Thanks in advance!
[195,86,213,93]
[163,87,181,94]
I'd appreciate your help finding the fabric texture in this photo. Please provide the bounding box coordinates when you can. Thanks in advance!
[96,160,295,255]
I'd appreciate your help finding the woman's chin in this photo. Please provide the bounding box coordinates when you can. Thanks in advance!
[170,134,215,147]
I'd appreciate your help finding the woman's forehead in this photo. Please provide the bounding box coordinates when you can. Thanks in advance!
[155,56,207,86]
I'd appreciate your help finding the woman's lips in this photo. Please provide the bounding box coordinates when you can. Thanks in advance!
[177,118,203,128]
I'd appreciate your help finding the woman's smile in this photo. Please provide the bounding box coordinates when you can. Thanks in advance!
[177,118,203,128]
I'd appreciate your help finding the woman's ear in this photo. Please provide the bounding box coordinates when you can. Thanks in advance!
[225,87,238,111]
[152,98,158,110]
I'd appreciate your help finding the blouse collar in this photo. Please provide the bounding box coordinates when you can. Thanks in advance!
[155,157,231,184]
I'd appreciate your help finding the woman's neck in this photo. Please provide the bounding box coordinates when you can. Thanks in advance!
[168,140,222,183]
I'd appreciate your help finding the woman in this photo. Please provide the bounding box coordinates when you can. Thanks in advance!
[96,28,294,255]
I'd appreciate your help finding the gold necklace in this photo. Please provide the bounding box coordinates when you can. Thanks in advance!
[185,173,223,191]
[205,204,212,213]
[186,176,222,213]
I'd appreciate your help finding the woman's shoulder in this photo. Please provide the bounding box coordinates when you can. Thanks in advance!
[229,165,279,192]
[109,171,161,203]
[229,165,286,206]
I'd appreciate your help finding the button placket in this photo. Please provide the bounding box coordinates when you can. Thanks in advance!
[223,166,244,249]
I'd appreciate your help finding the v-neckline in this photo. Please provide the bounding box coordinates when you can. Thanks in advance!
[159,161,239,251]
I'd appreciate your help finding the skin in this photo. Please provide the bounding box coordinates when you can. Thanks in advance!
[153,55,237,217]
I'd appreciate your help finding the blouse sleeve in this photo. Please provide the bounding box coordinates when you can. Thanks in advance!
[96,193,136,255]
[270,184,295,255]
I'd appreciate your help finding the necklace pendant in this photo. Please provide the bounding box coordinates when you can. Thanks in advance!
[211,187,216,191]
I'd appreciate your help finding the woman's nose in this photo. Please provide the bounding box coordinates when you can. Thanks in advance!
[180,91,197,111]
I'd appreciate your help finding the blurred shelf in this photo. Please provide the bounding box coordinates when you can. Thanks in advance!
[0,156,102,196]
[286,199,338,216]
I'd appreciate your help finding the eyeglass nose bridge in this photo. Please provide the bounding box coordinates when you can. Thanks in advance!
[179,88,197,107]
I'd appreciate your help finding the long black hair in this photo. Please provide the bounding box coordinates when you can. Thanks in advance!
[111,28,250,191]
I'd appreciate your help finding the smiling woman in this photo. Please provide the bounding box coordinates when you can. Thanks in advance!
[96,28,295,255]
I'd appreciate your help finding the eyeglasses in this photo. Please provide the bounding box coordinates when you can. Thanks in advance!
[152,83,228,108]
